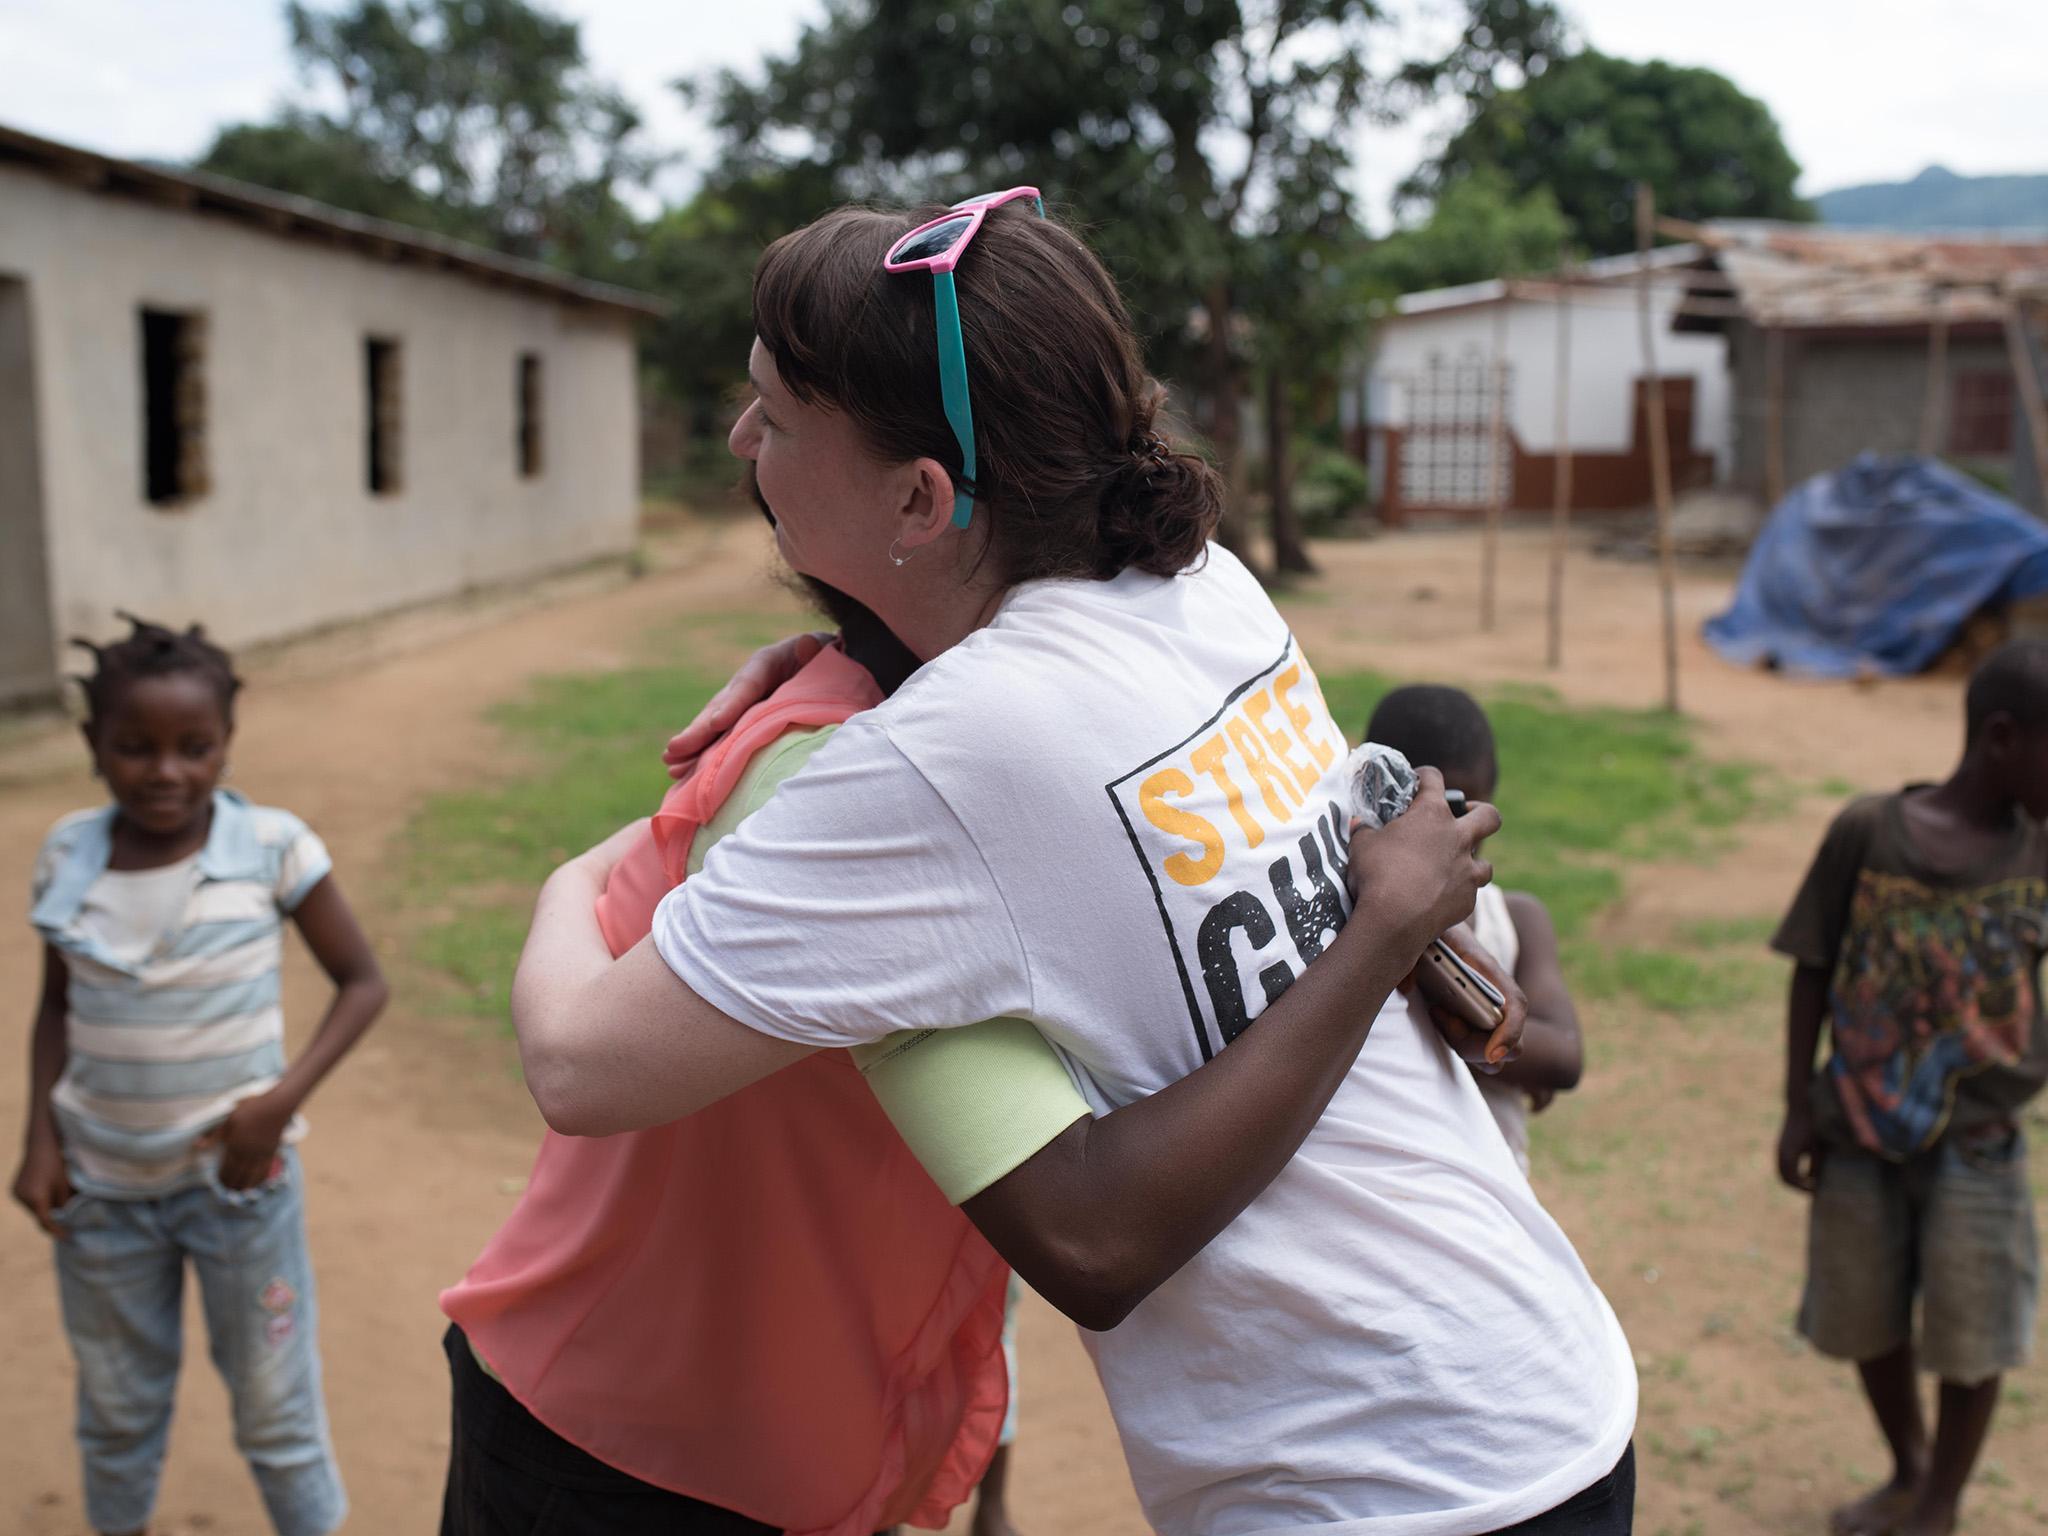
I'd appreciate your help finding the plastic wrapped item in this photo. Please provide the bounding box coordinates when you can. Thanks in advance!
[1344,741,1419,830]
[1343,741,1508,1040]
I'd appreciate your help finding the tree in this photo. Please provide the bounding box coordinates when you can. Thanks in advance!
[639,163,841,433]
[200,116,449,232]
[1238,212,1378,574]
[1406,49,1812,255]
[1364,166,1568,295]
[196,0,656,282]
[1389,0,1569,113]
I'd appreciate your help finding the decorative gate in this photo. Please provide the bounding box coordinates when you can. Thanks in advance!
[1394,359,1512,510]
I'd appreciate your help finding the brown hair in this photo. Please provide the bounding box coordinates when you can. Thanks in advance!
[751,203,1222,585]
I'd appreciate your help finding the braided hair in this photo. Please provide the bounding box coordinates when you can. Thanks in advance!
[71,612,242,732]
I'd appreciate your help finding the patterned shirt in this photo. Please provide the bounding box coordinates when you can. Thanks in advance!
[30,790,331,1195]
[1774,790,2048,1157]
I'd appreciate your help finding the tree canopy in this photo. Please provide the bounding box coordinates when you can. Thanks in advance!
[197,0,655,282]
[702,0,1385,360]
[1364,166,1568,295]
[1405,48,1812,255]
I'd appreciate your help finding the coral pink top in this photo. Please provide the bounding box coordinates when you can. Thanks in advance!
[442,645,1010,1535]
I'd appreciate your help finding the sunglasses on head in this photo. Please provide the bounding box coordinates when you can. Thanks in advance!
[882,186,1045,530]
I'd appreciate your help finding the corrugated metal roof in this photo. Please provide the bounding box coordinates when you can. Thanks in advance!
[1391,243,1703,318]
[0,121,667,319]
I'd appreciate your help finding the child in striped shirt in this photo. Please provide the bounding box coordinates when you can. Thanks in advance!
[13,615,387,1536]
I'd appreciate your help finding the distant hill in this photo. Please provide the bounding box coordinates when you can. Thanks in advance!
[1816,165,2048,231]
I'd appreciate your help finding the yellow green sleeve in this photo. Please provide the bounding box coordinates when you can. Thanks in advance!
[685,725,839,874]
[853,1021,1091,1205]
[692,721,1092,1205]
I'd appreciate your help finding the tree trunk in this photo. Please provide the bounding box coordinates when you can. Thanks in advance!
[1266,365,1315,575]
[1202,281,1256,567]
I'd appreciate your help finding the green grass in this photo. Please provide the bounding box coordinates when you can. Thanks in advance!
[404,666,720,892]
[396,660,722,1024]
[1677,915,1780,949]
[1562,942,1784,1013]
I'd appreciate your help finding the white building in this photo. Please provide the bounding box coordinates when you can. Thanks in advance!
[1350,246,1731,524]
[0,123,661,707]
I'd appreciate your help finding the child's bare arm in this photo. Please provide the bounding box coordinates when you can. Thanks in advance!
[198,874,389,1189]
[1776,964,1829,1193]
[1491,891,1582,1097]
[11,944,74,1234]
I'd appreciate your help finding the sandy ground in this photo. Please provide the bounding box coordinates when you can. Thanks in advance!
[0,518,2037,1536]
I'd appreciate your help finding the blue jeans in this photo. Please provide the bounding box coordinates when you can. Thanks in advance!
[52,1150,346,1536]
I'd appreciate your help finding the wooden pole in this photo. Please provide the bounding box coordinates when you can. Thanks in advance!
[1918,292,1949,457]
[1547,246,1574,670]
[2005,299,2048,499]
[1636,182,1680,714]
[1480,296,1508,632]
[1764,325,1787,508]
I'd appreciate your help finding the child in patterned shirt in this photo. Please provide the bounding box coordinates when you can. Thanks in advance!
[13,615,387,1536]
[1775,639,2048,1536]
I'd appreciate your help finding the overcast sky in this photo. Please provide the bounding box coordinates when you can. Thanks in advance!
[3,0,2042,231]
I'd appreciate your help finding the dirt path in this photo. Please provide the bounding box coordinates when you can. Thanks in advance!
[0,518,2033,1536]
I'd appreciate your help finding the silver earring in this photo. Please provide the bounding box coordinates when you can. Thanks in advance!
[889,538,914,567]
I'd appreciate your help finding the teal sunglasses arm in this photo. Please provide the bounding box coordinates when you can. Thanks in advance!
[932,270,977,529]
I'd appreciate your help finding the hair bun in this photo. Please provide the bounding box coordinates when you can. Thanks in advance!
[1099,422,1222,578]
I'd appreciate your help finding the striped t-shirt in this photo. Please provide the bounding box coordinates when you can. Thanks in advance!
[30,789,332,1196]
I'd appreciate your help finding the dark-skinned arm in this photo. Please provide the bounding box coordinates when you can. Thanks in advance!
[11,945,75,1236]
[962,776,1527,1332]
[1775,964,1828,1193]
[197,876,390,1189]
[1489,891,1582,1099]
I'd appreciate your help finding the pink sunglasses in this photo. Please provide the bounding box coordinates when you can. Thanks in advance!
[883,186,1045,528]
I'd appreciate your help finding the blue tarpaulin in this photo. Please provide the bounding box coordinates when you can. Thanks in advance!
[1703,454,2048,678]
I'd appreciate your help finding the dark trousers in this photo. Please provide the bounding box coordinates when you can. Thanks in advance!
[1492,1445,1636,1535]
[443,1318,1627,1536]
[440,1324,780,1536]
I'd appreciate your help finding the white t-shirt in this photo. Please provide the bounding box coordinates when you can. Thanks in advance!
[75,855,202,967]
[1470,882,1533,1175]
[655,546,1636,1534]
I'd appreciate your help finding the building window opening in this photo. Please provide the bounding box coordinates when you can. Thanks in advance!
[366,337,403,495]
[518,353,543,478]
[141,308,208,505]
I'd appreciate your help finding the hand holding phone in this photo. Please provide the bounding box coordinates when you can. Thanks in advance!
[1415,926,1524,1069]
[1420,935,1506,1026]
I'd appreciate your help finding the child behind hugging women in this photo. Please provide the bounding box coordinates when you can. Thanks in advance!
[11,615,387,1536]
[1366,684,1586,1174]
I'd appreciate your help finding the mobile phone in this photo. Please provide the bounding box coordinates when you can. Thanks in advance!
[1419,936,1507,1034]
[1445,789,1468,817]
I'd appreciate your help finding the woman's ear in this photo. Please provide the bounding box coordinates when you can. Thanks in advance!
[893,457,959,553]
